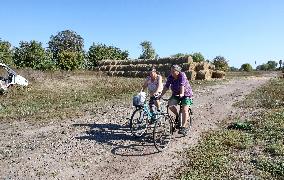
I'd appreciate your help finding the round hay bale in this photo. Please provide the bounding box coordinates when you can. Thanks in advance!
[212,70,226,78]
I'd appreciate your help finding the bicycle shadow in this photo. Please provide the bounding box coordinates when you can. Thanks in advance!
[73,122,159,156]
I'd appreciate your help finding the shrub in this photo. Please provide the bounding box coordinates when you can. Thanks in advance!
[240,63,253,72]
[212,56,229,71]
[57,51,84,70]
[191,52,205,62]
[13,40,52,69]
[0,39,14,66]
[87,43,129,68]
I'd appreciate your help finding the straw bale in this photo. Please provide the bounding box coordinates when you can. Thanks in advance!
[212,70,225,78]
[195,62,210,71]
[185,70,197,81]
[196,70,212,80]
[208,63,215,70]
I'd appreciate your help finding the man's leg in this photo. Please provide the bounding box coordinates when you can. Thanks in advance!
[168,98,178,117]
[181,105,189,128]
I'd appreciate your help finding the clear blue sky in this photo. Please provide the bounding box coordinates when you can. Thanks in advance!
[1,0,283,68]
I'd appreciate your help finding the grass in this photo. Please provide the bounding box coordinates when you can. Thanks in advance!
[0,70,142,122]
[180,77,284,179]
[0,69,229,123]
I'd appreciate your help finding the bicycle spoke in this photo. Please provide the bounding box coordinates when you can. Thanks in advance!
[153,115,172,151]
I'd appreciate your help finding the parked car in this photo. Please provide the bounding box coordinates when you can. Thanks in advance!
[0,63,28,93]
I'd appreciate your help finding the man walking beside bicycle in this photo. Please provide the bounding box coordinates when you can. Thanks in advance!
[159,64,193,136]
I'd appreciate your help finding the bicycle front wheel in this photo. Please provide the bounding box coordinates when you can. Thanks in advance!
[153,115,172,152]
[130,108,148,137]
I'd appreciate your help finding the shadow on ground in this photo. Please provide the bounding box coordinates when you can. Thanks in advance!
[73,122,159,156]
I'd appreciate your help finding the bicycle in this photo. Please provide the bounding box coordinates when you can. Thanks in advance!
[130,97,167,137]
[130,95,193,152]
[153,97,193,151]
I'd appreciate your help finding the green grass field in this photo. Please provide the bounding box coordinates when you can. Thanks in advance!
[180,78,284,179]
[0,70,227,123]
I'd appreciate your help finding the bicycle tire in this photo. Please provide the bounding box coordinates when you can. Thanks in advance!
[130,108,148,137]
[153,114,173,152]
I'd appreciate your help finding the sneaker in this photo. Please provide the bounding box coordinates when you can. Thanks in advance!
[178,127,188,136]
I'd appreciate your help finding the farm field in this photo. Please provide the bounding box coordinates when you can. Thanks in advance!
[0,70,282,179]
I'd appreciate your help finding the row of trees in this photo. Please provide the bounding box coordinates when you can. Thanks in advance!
[232,60,282,72]
[2,29,281,72]
[0,30,152,70]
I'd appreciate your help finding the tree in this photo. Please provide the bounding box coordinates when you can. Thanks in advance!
[87,43,129,68]
[191,52,205,62]
[279,60,283,69]
[256,61,278,71]
[267,61,278,70]
[240,63,253,72]
[57,51,84,70]
[0,39,14,66]
[48,30,85,69]
[171,53,190,58]
[139,41,157,59]
[212,56,229,71]
[13,40,55,70]
[230,66,239,71]
[256,64,270,71]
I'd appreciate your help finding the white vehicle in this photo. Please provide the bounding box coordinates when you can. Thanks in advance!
[0,63,28,93]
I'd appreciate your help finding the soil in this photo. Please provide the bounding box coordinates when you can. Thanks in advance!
[0,75,275,180]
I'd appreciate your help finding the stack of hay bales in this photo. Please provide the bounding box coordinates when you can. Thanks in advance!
[96,56,225,80]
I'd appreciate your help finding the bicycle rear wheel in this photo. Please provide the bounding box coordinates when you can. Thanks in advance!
[153,115,172,151]
[130,108,148,137]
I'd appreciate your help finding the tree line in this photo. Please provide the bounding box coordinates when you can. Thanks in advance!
[1,29,281,72]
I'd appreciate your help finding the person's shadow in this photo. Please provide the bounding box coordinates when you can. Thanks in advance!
[73,121,159,156]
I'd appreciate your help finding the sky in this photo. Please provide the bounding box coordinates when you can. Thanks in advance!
[1,0,283,68]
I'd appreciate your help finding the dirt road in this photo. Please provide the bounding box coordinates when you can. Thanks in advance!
[0,76,273,179]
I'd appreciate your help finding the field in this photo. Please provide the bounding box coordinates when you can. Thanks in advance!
[0,70,282,179]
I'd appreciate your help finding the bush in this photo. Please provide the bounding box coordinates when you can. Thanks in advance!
[13,40,52,70]
[171,53,191,58]
[256,61,278,71]
[230,66,239,71]
[87,43,129,68]
[0,39,14,66]
[48,30,85,69]
[240,63,253,72]
[212,56,229,71]
[57,51,84,70]
[191,52,205,62]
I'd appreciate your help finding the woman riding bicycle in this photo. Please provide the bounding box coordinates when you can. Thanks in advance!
[141,66,163,116]
[159,64,193,135]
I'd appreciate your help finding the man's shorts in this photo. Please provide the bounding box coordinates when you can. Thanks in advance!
[168,96,193,107]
